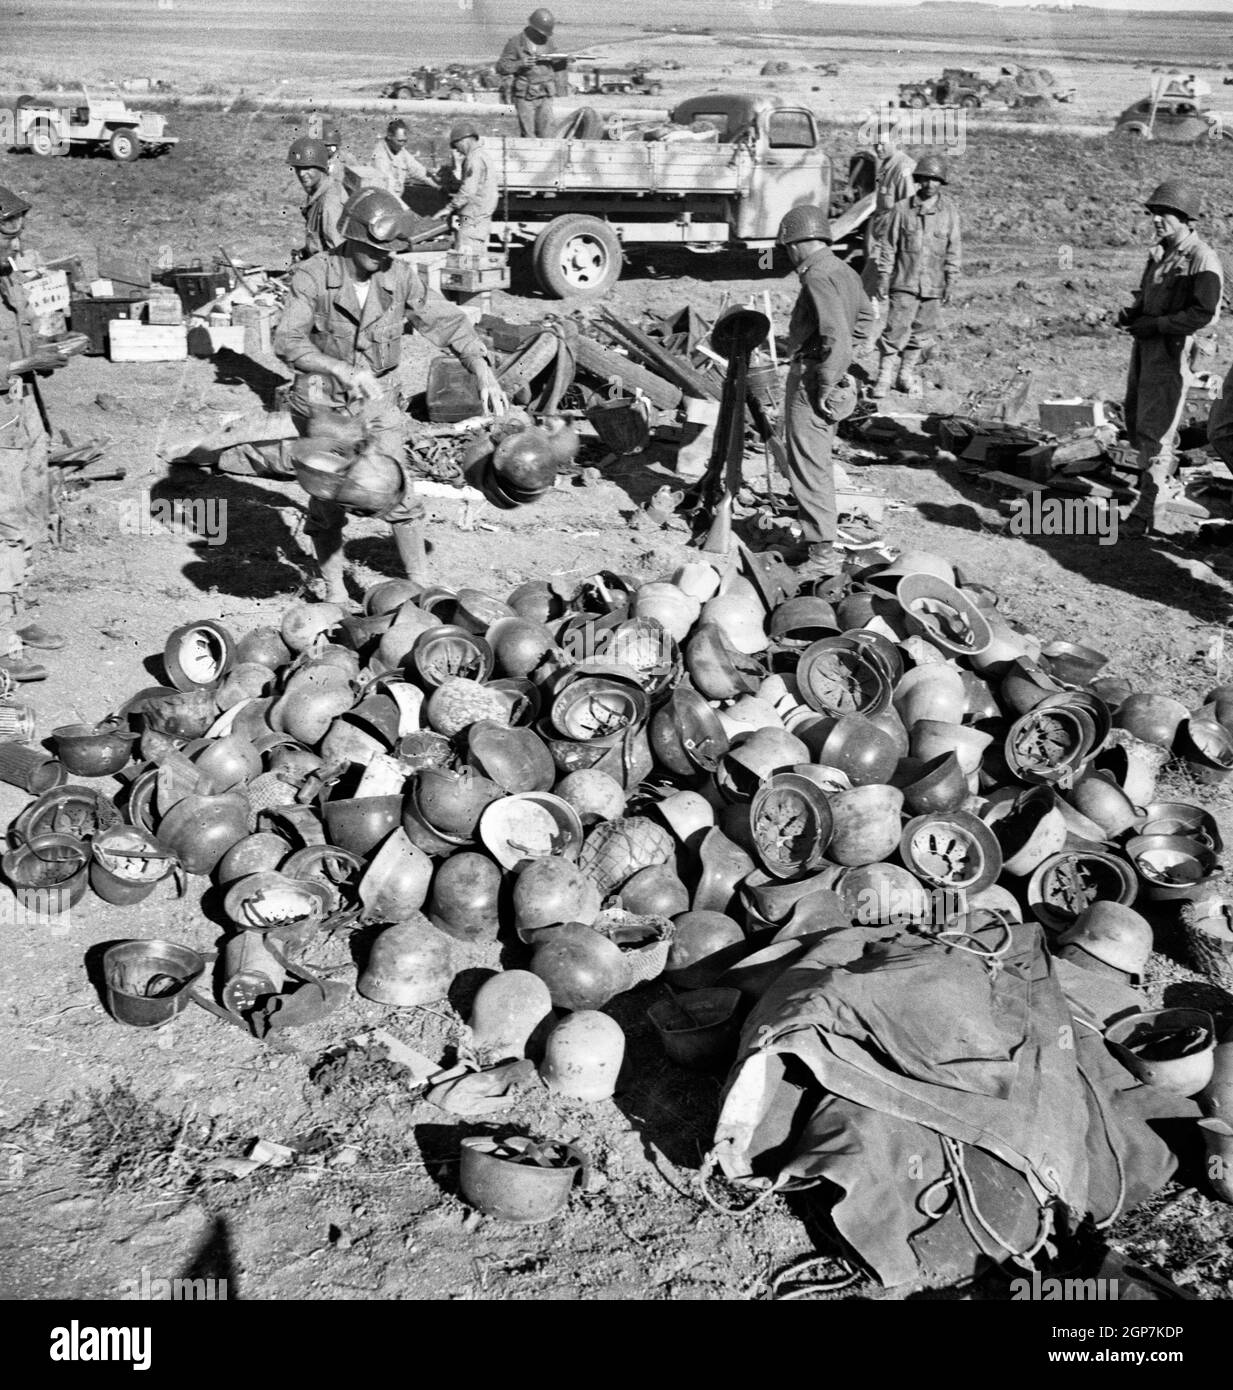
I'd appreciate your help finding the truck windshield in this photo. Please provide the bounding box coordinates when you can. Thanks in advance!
[767,111,816,149]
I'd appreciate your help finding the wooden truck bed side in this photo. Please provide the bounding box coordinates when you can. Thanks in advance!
[480,136,752,196]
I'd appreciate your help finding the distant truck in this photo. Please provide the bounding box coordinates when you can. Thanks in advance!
[898,68,998,109]
[14,87,177,160]
[482,94,870,297]
[382,64,501,102]
[571,65,663,97]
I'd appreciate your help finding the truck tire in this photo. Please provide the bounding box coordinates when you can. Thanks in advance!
[395,85,416,100]
[959,94,980,109]
[571,335,683,411]
[532,216,622,298]
[908,94,927,109]
[109,127,141,161]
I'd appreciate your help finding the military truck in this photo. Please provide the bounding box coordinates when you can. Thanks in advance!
[897,68,997,109]
[382,64,500,102]
[483,94,869,297]
[571,64,663,97]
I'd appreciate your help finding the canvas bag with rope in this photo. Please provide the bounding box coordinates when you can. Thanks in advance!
[702,915,1191,1289]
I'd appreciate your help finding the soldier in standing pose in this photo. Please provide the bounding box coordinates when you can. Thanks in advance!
[0,186,68,681]
[777,204,876,578]
[496,8,571,139]
[443,122,498,256]
[871,154,961,399]
[1118,180,1223,531]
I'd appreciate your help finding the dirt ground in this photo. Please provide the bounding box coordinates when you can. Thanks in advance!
[2,5,1233,1306]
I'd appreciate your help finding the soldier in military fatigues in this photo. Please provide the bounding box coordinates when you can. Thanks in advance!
[274,188,507,601]
[1117,180,1223,529]
[496,8,570,138]
[0,186,67,681]
[444,122,498,256]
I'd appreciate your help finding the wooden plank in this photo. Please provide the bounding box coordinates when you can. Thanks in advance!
[484,135,746,195]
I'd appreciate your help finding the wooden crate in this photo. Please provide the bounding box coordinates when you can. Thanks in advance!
[230,302,277,355]
[108,321,188,362]
[441,264,510,293]
[145,295,184,326]
[22,270,70,318]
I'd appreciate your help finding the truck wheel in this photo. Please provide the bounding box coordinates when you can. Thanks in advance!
[959,94,980,109]
[395,85,416,100]
[908,94,927,109]
[533,216,622,298]
[27,120,62,157]
[109,127,141,161]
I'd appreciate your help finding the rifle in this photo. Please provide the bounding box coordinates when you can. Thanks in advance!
[697,307,770,556]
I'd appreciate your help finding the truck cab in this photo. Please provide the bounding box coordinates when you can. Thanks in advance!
[664,95,829,243]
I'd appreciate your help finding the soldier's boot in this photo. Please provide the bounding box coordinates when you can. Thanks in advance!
[392,519,430,587]
[896,348,924,395]
[870,353,898,401]
[310,532,350,607]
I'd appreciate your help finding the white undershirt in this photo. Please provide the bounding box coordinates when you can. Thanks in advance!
[354,280,371,311]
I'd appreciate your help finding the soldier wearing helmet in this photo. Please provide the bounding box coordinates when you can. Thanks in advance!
[287,136,346,259]
[273,188,509,600]
[444,122,497,255]
[370,119,437,204]
[496,8,570,138]
[0,185,68,680]
[870,153,961,399]
[776,204,875,579]
[1117,180,1223,533]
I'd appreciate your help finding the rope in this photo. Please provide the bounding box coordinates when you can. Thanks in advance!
[697,1153,786,1216]
[770,1253,865,1301]
[1077,1062,1128,1231]
[940,1135,1053,1263]
[935,915,1014,977]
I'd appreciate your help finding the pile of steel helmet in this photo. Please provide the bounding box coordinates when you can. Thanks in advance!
[7,547,1233,1090]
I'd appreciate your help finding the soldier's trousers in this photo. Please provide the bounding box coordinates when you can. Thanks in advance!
[784,360,838,545]
[0,386,50,647]
[878,292,942,357]
[513,97,554,138]
[455,215,492,256]
[1125,334,1192,468]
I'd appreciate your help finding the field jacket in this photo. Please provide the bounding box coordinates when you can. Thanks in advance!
[875,191,962,299]
[369,140,434,201]
[0,262,46,449]
[496,30,568,102]
[785,246,875,389]
[1120,228,1223,342]
[274,251,489,413]
[448,147,499,222]
[302,177,346,258]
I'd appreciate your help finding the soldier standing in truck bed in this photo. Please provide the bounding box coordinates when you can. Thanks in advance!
[496,8,571,138]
